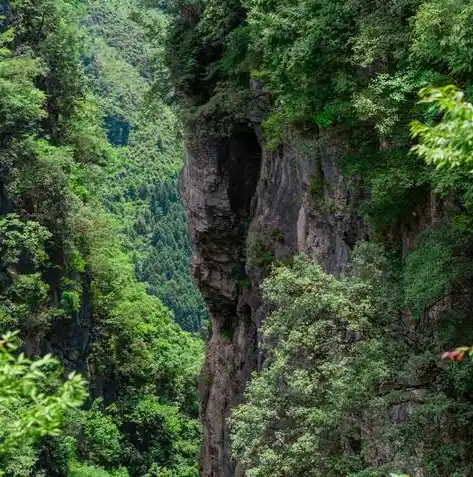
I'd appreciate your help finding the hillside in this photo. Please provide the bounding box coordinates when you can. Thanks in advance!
[5,0,473,476]
[0,1,203,476]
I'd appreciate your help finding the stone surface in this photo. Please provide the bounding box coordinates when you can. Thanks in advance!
[180,124,261,477]
[180,122,368,476]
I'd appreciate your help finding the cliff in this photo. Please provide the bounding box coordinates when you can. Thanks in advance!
[181,123,373,476]
[180,116,473,477]
[171,0,473,474]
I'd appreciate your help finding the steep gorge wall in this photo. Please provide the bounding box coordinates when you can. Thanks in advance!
[181,123,375,476]
[180,125,260,477]
[170,0,473,473]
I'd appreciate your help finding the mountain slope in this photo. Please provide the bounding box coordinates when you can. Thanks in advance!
[0,1,203,475]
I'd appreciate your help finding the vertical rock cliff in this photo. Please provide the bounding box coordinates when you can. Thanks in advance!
[172,1,473,475]
[180,124,261,477]
[181,122,471,477]
[181,122,371,476]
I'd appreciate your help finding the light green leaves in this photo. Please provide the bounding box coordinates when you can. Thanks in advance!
[0,22,14,58]
[0,331,87,475]
[0,214,51,268]
[411,85,473,169]
[231,255,388,477]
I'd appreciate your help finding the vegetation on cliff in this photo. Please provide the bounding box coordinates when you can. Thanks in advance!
[7,0,473,475]
[232,247,473,476]
[167,0,473,475]
[0,1,203,476]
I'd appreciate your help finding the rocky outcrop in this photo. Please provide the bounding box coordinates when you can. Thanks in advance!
[180,121,369,476]
[180,123,261,477]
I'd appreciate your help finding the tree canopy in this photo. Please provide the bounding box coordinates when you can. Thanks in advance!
[0,1,203,475]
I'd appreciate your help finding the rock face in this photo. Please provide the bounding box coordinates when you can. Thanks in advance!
[180,124,261,477]
[180,122,369,476]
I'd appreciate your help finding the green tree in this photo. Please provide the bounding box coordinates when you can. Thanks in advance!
[231,255,389,477]
[0,331,86,476]
[411,85,473,169]
[231,250,473,476]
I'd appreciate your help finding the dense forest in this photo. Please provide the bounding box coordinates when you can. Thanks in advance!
[83,0,207,333]
[7,0,473,477]
[0,1,204,476]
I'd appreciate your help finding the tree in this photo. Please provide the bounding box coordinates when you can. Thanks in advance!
[0,331,86,476]
[411,85,473,169]
[231,255,388,477]
[231,250,473,476]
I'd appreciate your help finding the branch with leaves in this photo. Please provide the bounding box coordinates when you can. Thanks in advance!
[411,85,473,169]
[0,331,87,475]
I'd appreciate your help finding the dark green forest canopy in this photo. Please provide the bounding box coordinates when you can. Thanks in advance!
[0,0,203,476]
[168,0,473,149]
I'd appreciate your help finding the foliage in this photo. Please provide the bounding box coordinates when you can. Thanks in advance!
[0,1,203,476]
[0,215,53,330]
[69,461,130,477]
[231,255,389,477]
[77,401,123,468]
[0,331,87,476]
[411,85,473,169]
[412,0,473,75]
[410,82,473,371]
[231,251,473,476]
[403,223,473,314]
[84,0,206,332]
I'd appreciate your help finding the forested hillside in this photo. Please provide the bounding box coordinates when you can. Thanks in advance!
[0,1,203,476]
[83,0,206,333]
[168,0,473,476]
[8,0,473,476]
